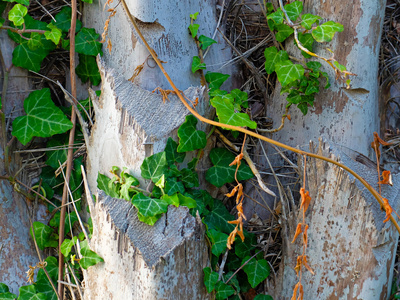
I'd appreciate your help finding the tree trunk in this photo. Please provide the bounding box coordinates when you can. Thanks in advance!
[0,25,40,294]
[81,0,233,298]
[263,0,398,299]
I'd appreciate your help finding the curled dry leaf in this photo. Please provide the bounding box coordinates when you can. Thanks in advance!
[291,223,302,243]
[300,188,311,212]
[302,255,314,275]
[382,198,393,223]
[229,153,243,167]
[378,170,393,186]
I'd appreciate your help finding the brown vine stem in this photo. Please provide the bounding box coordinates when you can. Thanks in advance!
[58,0,78,298]
[119,0,400,234]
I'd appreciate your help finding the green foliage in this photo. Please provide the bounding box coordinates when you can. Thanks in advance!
[75,28,103,56]
[312,21,344,42]
[30,222,54,250]
[8,4,27,26]
[198,35,217,49]
[76,54,101,86]
[188,23,199,38]
[177,115,207,152]
[191,56,206,73]
[141,151,168,183]
[242,256,270,288]
[18,285,46,300]
[205,72,230,90]
[80,246,104,269]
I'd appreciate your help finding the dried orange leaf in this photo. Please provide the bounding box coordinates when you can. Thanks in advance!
[227,227,238,249]
[226,185,239,197]
[291,282,301,300]
[228,219,240,225]
[287,114,291,121]
[236,183,243,204]
[298,283,304,300]
[302,256,314,275]
[378,170,393,186]
[300,188,312,213]
[374,132,391,146]
[303,225,309,248]
[229,153,244,167]
[382,198,393,223]
[291,223,302,243]
[294,256,302,276]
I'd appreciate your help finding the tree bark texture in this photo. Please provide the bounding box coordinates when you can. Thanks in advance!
[0,25,41,294]
[83,192,210,299]
[270,140,400,299]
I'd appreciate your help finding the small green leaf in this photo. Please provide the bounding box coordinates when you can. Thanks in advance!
[235,234,256,258]
[284,1,303,21]
[37,256,58,281]
[27,32,43,50]
[164,137,185,165]
[333,61,346,72]
[165,178,185,196]
[12,43,49,72]
[179,168,199,188]
[191,56,206,73]
[97,172,119,197]
[76,54,101,85]
[211,96,257,129]
[190,12,199,20]
[242,256,270,288]
[141,151,168,183]
[53,6,82,33]
[155,174,165,189]
[296,32,314,58]
[206,148,254,188]
[120,176,138,200]
[301,13,322,30]
[188,23,199,38]
[231,89,249,108]
[18,285,46,300]
[61,237,78,257]
[45,23,62,44]
[275,23,294,42]
[306,61,322,72]
[205,72,230,90]
[162,193,180,207]
[8,4,27,26]
[203,267,219,293]
[30,222,53,250]
[178,193,197,208]
[203,200,235,234]
[177,115,206,152]
[297,102,309,115]
[215,281,235,300]
[80,246,104,269]
[75,27,103,56]
[267,9,283,25]
[312,21,344,43]
[275,60,305,87]
[131,192,169,217]
[0,285,8,294]
[198,35,217,49]
[264,47,289,74]
[207,229,228,256]
[0,292,17,300]
[12,89,73,145]
[137,212,162,225]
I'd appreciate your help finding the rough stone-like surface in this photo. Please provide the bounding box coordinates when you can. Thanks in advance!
[83,192,210,300]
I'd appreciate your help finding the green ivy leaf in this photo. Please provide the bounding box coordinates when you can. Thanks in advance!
[203,267,219,293]
[27,32,43,50]
[334,61,346,72]
[12,43,48,72]
[53,6,82,33]
[76,54,101,86]
[301,13,322,30]
[267,9,283,25]
[131,192,169,217]
[188,23,199,38]
[306,61,322,72]
[0,284,9,294]
[190,12,199,20]
[215,281,235,300]
[61,237,78,257]
[284,1,303,21]
[177,115,206,152]
[198,35,217,50]
[312,21,344,42]
[30,222,53,250]
[231,89,249,108]
[165,178,185,196]
[35,257,58,300]
[18,285,46,300]
[80,246,104,269]
[97,172,119,198]
[141,151,168,183]
[254,295,273,300]
[205,148,254,188]
[178,193,197,208]
[137,212,162,225]
[205,72,230,90]
[3,0,29,5]
[264,47,289,75]
[275,23,294,42]
[242,256,270,288]
[0,292,17,300]
[179,168,199,188]
[45,23,62,44]
[8,4,27,26]
[275,60,305,87]
[162,193,180,207]
[297,101,309,115]
[296,32,314,58]
[75,27,103,56]
[191,56,206,73]
[12,89,73,145]
[211,96,257,129]
[164,137,185,165]
[207,229,228,256]
[120,176,138,201]
[235,235,256,259]
[50,212,78,234]
[37,256,58,281]
[203,200,235,234]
